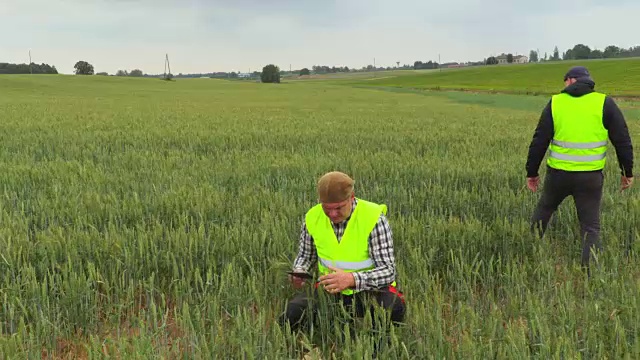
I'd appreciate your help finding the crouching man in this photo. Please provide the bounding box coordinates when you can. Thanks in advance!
[279,171,406,350]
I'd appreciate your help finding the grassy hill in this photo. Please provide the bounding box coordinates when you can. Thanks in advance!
[352,58,640,97]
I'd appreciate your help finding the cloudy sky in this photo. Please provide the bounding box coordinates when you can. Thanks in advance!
[2,0,639,75]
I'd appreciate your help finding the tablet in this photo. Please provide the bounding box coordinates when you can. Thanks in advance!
[287,271,313,279]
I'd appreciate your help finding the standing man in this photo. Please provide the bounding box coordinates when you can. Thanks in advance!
[279,171,405,346]
[525,66,634,268]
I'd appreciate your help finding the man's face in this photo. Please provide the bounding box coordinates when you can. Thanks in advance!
[564,78,577,87]
[321,195,354,224]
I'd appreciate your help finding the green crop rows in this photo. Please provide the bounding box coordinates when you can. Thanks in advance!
[0,73,639,359]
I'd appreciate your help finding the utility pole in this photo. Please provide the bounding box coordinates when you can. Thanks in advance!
[164,53,172,80]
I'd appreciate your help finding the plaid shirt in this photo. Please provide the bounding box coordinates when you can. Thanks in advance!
[292,198,398,292]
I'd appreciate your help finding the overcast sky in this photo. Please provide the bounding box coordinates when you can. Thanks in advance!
[2,0,639,75]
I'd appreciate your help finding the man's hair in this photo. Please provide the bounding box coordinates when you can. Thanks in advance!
[317,171,354,203]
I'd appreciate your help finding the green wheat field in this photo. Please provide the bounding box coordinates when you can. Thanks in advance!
[354,58,640,97]
[1,69,639,359]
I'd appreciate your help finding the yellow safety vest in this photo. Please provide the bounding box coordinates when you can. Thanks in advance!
[547,92,608,171]
[305,198,393,295]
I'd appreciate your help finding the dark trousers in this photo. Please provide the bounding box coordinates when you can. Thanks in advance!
[279,285,406,353]
[530,167,604,267]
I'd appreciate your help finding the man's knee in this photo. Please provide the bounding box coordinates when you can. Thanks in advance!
[390,300,406,323]
[377,289,406,324]
[281,303,303,327]
[280,294,311,330]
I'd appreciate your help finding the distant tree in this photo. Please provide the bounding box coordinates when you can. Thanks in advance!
[571,44,591,59]
[96,72,109,76]
[603,45,620,58]
[590,49,604,59]
[486,56,498,65]
[413,60,439,70]
[507,53,514,63]
[261,64,280,83]
[529,50,539,62]
[300,68,310,76]
[621,46,640,57]
[129,69,143,77]
[74,61,94,75]
[551,46,560,61]
[116,70,128,76]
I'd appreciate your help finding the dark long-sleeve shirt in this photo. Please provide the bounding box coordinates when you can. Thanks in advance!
[526,80,634,178]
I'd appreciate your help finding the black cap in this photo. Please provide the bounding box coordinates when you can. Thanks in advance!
[564,66,592,81]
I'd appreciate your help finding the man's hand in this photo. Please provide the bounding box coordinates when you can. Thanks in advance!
[621,176,634,191]
[318,265,355,294]
[527,176,540,192]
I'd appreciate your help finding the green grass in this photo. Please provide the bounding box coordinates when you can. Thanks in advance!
[350,58,640,97]
[0,74,639,359]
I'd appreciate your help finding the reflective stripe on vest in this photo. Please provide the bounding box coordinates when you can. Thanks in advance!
[549,151,606,162]
[319,257,375,271]
[547,92,608,172]
[551,140,608,149]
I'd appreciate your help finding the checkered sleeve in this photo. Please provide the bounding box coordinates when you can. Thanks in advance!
[352,214,397,291]
[292,221,317,273]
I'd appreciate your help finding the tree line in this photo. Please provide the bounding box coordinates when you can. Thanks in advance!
[311,65,350,73]
[0,62,58,74]
[72,61,146,77]
[528,44,640,63]
[481,43,640,66]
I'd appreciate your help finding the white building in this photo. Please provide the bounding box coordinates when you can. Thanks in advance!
[514,55,528,64]
[496,54,529,64]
